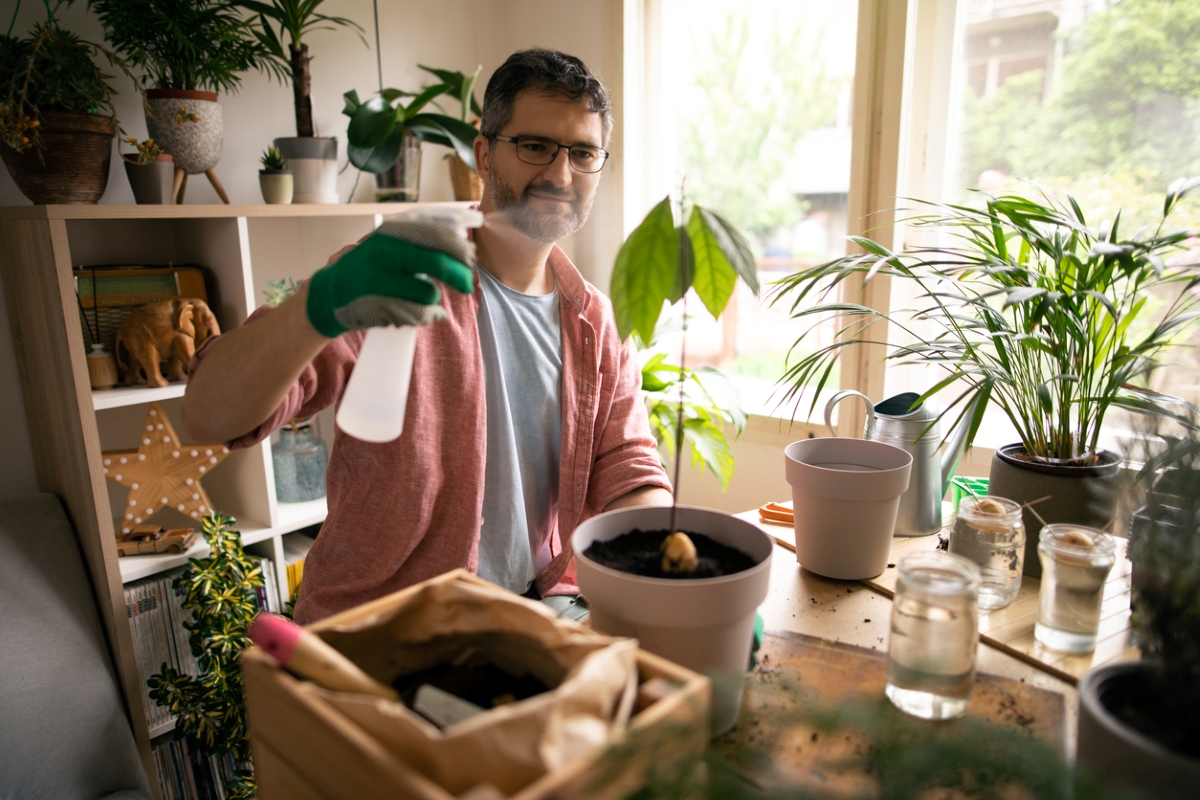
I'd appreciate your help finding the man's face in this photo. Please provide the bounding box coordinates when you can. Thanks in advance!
[476,91,605,244]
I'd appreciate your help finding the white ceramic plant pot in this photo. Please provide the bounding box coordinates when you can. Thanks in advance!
[784,438,913,580]
[274,137,338,204]
[572,505,773,736]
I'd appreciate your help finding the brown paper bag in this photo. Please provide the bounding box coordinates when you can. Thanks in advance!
[305,574,639,796]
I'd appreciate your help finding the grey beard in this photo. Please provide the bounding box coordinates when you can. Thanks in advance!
[489,175,593,244]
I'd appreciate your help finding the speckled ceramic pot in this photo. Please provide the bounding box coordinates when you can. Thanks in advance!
[145,89,222,175]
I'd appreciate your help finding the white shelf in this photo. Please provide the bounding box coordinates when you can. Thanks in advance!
[93,382,187,411]
[276,496,328,533]
[149,720,176,740]
[119,515,276,583]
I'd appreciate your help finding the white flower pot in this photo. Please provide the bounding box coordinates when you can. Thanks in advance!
[784,438,913,580]
[572,505,773,735]
[274,137,338,204]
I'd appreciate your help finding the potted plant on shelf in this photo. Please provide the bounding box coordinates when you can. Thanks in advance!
[89,0,286,204]
[342,82,479,202]
[416,63,484,201]
[258,145,292,204]
[240,0,365,204]
[1074,407,1200,798]
[120,134,174,204]
[0,13,121,204]
[572,193,770,736]
[773,180,1200,577]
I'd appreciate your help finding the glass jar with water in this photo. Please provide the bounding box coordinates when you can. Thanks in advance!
[885,552,981,720]
[948,495,1025,611]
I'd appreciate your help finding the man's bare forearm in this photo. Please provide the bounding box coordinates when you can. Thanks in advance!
[182,283,330,443]
[604,485,673,512]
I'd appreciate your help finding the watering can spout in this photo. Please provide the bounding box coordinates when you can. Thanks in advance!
[940,393,982,496]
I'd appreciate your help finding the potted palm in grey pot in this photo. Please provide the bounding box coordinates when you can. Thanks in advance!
[241,0,365,204]
[773,179,1200,576]
[1075,408,1200,798]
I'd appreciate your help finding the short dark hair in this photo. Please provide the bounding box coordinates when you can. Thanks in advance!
[480,48,612,145]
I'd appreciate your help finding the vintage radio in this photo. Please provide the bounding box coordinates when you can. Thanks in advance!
[74,264,216,354]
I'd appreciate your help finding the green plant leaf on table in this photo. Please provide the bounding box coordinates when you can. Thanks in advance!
[612,197,679,342]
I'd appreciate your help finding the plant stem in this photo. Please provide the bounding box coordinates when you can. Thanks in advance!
[290,43,313,137]
[669,293,687,534]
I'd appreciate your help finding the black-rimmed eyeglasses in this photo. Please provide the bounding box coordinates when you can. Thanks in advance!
[489,134,609,173]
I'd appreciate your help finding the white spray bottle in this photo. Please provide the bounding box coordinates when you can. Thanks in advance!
[335,206,483,443]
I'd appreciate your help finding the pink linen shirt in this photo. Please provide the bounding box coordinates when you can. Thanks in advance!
[193,244,670,623]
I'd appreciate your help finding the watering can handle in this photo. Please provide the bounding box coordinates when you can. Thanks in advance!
[824,390,876,438]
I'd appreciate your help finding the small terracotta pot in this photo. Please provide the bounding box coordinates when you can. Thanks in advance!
[258,170,294,204]
[0,111,114,204]
[146,89,222,175]
[123,153,175,204]
[572,505,773,735]
[784,438,913,580]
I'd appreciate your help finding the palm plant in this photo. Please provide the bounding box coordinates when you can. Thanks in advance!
[89,0,285,92]
[772,179,1200,464]
[239,0,366,136]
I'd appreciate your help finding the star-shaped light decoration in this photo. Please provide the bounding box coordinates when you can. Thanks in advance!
[101,402,231,535]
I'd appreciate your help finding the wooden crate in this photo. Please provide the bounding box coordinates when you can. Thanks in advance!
[243,571,710,800]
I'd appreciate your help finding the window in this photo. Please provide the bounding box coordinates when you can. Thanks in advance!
[630,0,1200,448]
[632,0,858,420]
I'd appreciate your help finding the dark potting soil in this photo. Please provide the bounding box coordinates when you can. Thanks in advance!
[393,657,550,712]
[584,529,756,579]
[1104,671,1200,760]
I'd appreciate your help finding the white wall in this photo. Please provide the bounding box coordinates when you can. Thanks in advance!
[0,0,626,498]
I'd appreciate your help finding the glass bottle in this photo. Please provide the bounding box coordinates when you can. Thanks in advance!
[948,495,1025,611]
[272,417,329,502]
[885,552,981,720]
[1035,525,1116,654]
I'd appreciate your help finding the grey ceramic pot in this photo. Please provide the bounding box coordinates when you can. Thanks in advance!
[123,155,175,204]
[1077,663,1200,798]
[988,444,1119,578]
[146,89,222,175]
[274,137,338,204]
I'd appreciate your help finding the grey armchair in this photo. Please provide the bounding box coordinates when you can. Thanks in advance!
[0,493,152,800]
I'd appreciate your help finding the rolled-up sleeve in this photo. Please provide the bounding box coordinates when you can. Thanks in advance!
[187,305,364,450]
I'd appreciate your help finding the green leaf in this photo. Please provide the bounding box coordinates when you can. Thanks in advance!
[406,113,479,170]
[1003,286,1046,307]
[346,95,396,149]
[686,206,738,320]
[611,197,680,341]
[347,124,405,173]
[682,417,735,491]
[381,87,417,103]
[341,89,362,117]
[402,82,451,118]
[668,220,695,304]
[700,207,759,296]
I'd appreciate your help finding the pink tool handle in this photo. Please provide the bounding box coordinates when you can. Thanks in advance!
[247,612,302,664]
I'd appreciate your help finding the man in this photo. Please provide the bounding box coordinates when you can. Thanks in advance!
[183,49,672,623]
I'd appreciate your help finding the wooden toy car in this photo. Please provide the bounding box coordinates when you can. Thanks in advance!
[116,524,197,557]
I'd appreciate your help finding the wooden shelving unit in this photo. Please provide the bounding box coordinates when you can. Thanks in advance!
[0,201,467,793]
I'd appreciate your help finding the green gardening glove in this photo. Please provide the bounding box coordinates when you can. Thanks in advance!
[306,220,476,338]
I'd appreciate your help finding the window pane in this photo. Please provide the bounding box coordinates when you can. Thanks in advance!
[889,0,1200,449]
[654,0,858,419]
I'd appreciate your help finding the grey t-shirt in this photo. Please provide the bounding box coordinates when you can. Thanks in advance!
[475,265,563,593]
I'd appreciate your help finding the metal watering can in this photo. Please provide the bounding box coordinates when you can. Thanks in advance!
[824,391,975,536]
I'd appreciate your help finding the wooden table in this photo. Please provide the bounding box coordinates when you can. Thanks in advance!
[736,512,1085,756]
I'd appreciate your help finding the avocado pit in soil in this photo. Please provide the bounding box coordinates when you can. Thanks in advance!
[585,529,756,579]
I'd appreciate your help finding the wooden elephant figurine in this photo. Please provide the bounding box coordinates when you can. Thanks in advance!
[114,298,220,387]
